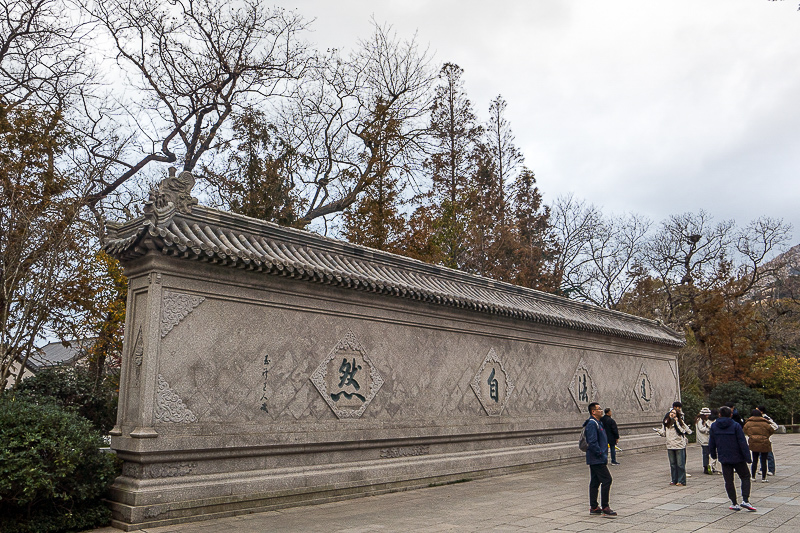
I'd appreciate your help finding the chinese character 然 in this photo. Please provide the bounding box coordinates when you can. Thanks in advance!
[640,378,650,402]
[578,373,588,402]
[338,357,361,389]
[331,357,366,402]
[488,368,499,402]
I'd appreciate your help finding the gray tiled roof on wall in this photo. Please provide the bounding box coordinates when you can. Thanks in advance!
[103,205,684,348]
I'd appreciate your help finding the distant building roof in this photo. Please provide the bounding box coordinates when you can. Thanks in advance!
[25,338,97,372]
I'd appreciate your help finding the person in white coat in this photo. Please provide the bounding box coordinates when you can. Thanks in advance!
[695,407,713,474]
[656,407,693,485]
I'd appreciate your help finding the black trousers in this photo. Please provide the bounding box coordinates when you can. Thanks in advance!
[721,461,751,505]
[589,463,613,508]
[751,452,768,480]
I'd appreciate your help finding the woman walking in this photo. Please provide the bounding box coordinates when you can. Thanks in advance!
[657,407,692,485]
[696,407,713,474]
[743,409,776,483]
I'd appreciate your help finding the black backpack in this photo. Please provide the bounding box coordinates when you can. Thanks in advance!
[579,419,600,452]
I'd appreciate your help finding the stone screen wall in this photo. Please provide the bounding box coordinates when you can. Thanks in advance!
[103,174,683,530]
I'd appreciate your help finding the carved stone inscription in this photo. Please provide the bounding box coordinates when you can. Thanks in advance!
[380,445,430,459]
[568,359,597,411]
[524,436,555,445]
[471,348,514,416]
[634,364,654,411]
[310,331,384,419]
[146,462,197,478]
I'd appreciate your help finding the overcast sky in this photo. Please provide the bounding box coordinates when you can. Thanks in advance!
[275,0,800,247]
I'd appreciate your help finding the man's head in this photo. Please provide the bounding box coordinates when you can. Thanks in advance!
[757,405,767,414]
[720,406,733,418]
[672,401,683,410]
[588,402,602,418]
[604,407,612,416]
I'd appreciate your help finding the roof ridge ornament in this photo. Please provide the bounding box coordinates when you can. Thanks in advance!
[143,167,199,224]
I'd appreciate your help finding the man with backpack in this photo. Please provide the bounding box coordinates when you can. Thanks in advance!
[583,402,616,516]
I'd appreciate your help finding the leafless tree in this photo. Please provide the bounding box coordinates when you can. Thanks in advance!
[549,193,602,299]
[273,21,434,227]
[643,210,792,323]
[79,0,310,217]
[0,0,89,110]
[582,212,651,309]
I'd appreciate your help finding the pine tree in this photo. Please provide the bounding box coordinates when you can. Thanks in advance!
[511,168,559,291]
[341,171,407,253]
[422,63,482,268]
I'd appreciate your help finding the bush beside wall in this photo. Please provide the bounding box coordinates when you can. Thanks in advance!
[0,396,118,533]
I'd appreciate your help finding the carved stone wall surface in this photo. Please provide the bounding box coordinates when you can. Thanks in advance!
[310,331,384,419]
[161,291,205,337]
[471,348,515,416]
[170,354,265,423]
[155,374,197,423]
[568,358,597,411]
[669,360,680,402]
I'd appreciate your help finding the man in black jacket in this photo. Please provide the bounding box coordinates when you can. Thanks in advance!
[709,406,756,512]
[601,408,620,465]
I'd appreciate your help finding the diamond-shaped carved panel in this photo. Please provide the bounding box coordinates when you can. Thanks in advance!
[310,331,384,419]
[471,348,514,417]
[633,364,655,411]
[568,359,597,411]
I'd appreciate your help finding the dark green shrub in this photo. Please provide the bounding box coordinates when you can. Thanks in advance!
[708,381,765,418]
[680,389,705,443]
[13,366,118,433]
[0,396,119,533]
[760,397,789,425]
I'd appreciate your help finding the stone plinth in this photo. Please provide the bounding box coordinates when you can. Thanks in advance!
[102,173,683,530]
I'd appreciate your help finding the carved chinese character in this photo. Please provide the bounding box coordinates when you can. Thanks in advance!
[488,368,499,402]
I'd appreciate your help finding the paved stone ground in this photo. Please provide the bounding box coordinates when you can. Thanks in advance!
[94,433,800,532]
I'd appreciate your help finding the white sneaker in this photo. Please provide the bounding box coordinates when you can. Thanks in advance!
[729,504,741,511]
[762,478,769,483]
[686,473,692,478]
[741,501,757,512]
[767,471,775,476]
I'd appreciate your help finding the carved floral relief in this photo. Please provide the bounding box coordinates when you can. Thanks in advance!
[155,374,197,423]
[161,290,205,337]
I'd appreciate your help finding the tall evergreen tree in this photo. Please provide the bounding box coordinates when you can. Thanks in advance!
[511,168,559,291]
[419,63,482,268]
[482,95,523,223]
[340,171,407,253]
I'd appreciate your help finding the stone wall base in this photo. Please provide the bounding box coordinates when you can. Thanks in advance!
[109,434,663,530]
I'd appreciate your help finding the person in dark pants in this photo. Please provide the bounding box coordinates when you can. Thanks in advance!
[601,407,621,465]
[756,405,778,476]
[584,402,616,516]
[709,405,756,512]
